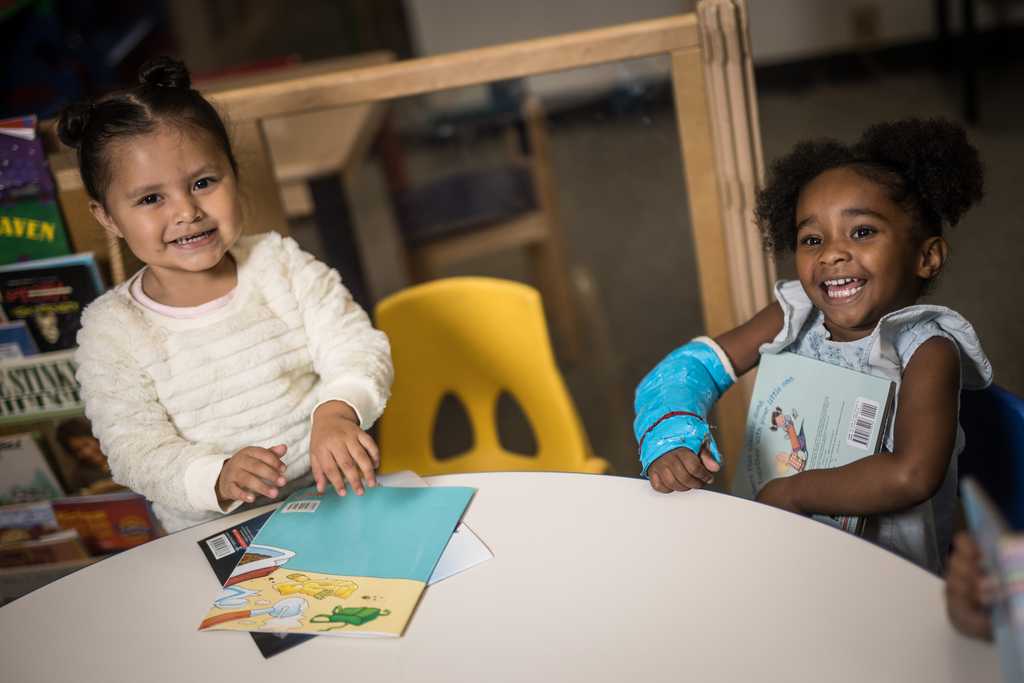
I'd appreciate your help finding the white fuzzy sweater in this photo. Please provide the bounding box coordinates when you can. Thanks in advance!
[75,232,393,532]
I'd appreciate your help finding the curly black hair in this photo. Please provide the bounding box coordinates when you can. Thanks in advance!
[754,118,984,253]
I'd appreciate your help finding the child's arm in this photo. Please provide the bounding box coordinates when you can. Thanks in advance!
[638,303,783,492]
[280,237,393,495]
[756,336,960,515]
[76,306,266,517]
[945,530,995,640]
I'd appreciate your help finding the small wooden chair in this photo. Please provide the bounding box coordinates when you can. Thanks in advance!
[374,277,608,476]
[385,89,581,360]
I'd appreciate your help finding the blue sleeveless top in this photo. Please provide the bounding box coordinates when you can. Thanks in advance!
[761,280,993,574]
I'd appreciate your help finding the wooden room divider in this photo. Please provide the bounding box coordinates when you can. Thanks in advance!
[46,0,774,484]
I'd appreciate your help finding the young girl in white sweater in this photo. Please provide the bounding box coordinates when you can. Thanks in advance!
[58,57,393,532]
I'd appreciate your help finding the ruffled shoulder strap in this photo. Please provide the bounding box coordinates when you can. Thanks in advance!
[759,279,815,355]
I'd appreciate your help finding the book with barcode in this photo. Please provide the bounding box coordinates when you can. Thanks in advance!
[732,351,896,535]
[960,478,1024,683]
[198,484,474,638]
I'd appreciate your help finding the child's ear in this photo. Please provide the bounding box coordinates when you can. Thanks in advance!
[88,200,123,239]
[916,236,949,280]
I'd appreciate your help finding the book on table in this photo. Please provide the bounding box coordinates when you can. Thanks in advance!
[960,478,1024,683]
[198,482,476,638]
[197,470,492,657]
[732,351,896,534]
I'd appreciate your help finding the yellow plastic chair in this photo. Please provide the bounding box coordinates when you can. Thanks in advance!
[375,277,609,476]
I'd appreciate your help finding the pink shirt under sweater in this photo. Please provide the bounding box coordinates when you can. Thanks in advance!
[129,269,236,318]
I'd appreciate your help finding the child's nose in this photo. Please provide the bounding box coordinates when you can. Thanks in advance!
[819,240,851,264]
[173,196,201,224]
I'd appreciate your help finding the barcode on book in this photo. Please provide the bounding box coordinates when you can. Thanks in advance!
[205,533,234,560]
[846,398,880,450]
[281,500,320,514]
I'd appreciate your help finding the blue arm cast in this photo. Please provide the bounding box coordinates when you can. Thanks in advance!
[633,337,736,475]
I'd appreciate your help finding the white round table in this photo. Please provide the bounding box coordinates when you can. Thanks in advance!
[0,473,999,682]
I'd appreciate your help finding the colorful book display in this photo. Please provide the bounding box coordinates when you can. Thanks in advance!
[733,352,896,534]
[0,252,105,353]
[51,491,159,555]
[0,115,73,265]
[961,478,1024,683]
[199,484,475,638]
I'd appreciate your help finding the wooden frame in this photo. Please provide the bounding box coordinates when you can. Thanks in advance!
[47,2,772,483]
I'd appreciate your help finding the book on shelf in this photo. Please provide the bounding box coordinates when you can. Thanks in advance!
[0,350,82,426]
[52,491,159,555]
[198,482,475,638]
[0,431,63,505]
[0,500,59,545]
[0,528,89,567]
[961,478,1024,683]
[0,115,74,266]
[0,321,38,360]
[196,470,492,657]
[732,351,896,534]
[0,252,105,353]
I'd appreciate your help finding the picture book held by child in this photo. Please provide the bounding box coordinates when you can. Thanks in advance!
[634,118,992,574]
[57,56,393,534]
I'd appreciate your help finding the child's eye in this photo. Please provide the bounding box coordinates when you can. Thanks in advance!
[852,225,876,239]
[798,235,821,247]
[137,194,161,206]
[193,177,217,191]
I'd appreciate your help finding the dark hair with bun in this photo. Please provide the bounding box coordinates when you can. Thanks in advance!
[57,56,238,203]
[755,118,984,253]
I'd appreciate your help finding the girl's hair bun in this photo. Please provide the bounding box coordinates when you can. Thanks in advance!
[56,101,94,150]
[138,56,192,90]
[854,118,983,228]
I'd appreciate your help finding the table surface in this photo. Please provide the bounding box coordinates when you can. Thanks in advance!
[0,472,999,683]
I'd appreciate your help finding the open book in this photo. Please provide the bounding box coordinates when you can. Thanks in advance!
[960,478,1024,683]
[732,352,896,534]
[198,483,475,638]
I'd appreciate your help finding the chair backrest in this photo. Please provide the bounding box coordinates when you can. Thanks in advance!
[959,384,1024,529]
[374,277,606,475]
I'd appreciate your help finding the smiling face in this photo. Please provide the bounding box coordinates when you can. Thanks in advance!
[794,166,946,342]
[90,123,242,298]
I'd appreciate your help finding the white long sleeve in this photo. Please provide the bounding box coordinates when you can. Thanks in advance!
[74,232,393,532]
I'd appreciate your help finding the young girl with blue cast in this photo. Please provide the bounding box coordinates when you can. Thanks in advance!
[59,57,393,533]
[635,118,992,574]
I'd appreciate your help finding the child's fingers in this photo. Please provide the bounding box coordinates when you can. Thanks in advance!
[244,451,287,488]
[683,449,713,484]
[357,432,381,470]
[334,448,367,496]
[348,441,378,490]
[648,470,670,493]
[699,448,721,474]
[319,455,348,497]
[269,443,288,458]
[657,458,692,492]
[311,456,325,495]
[666,452,704,490]
[237,467,280,500]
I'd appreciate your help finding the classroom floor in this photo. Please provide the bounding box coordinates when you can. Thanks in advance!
[289,60,1024,480]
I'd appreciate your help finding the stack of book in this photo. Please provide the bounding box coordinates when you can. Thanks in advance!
[196,471,492,658]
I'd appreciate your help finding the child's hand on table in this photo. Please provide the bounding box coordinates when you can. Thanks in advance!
[310,400,380,496]
[647,443,720,493]
[217,444,288,506]
[945,530,996,641]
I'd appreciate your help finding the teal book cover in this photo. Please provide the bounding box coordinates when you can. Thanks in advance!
[733,352,896,534]
[199,485,476,637]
